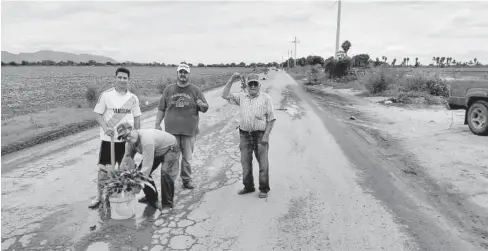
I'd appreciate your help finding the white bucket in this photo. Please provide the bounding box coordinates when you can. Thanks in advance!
[108,193,136,220]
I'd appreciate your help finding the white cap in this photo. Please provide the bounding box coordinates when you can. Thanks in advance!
[177,64,190,73]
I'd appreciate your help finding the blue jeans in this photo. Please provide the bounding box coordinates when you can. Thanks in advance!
[239,129,270,193]
[174,135,196,184]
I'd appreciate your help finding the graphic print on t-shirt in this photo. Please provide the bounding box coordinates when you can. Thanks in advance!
[106,101,136,127]
[171,93,192,108]
[94,88,141,142]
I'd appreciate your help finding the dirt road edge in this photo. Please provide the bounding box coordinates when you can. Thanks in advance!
[1,83,227,156]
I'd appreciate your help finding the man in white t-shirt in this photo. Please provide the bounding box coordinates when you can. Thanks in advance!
[88,67,142,209]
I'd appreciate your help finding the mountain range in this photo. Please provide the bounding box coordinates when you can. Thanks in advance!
[1,50,118,63]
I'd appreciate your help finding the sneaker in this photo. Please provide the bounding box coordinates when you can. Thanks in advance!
[138,197,149,204]
[237,188,255,195]
[88,199,101,209]
[258,192,268,198]
[182,181,195,189]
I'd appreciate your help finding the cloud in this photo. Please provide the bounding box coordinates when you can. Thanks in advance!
[1,0,488,64]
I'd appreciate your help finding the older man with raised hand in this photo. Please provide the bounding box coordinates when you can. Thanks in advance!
[155,63,209,190]
[221,73,276,198]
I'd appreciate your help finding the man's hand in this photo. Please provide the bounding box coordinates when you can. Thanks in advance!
[196,99,206,107]
[103,127,115,137]
[155,125,162,130]
[232,72,240,82]
[119,157,136,171]
[260,134,269,144]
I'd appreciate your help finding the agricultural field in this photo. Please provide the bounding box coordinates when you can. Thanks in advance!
[1,66,253,155]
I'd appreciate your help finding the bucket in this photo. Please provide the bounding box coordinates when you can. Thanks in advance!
[108,193,136,220]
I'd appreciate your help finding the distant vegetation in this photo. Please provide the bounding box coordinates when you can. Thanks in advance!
[0,59,283,68]
[287,39,486,106]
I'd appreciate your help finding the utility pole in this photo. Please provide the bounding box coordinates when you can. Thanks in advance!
[292,36,300,66]
[335,0,342,58]
[287,51,290,69]
[289,50,293,68]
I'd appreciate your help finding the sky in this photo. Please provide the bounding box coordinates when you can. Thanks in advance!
[2,0,488,65]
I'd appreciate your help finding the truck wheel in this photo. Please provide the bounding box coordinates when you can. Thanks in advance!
[467,100,488,136]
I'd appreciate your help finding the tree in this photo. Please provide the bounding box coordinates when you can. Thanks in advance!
[391,58,397,66]
[341,40,352,55]
[297,57,307,67]
[352,54,370,67]
[238,62,246,67]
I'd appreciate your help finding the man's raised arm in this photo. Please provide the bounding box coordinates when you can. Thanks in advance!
[221,72,240,100]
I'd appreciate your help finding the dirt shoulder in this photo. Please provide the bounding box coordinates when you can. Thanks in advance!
[302,84,488,249]
[1,83,225,156]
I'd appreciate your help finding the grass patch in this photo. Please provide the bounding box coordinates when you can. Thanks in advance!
[357,67,450,105]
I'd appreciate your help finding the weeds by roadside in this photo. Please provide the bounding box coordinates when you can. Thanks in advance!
[359,67,450,105]
[288,64,451,106]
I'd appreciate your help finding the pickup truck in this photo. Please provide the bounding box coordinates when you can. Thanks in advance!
[446,79,488,136]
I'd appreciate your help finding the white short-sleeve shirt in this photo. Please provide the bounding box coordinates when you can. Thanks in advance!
[93,87,142,142]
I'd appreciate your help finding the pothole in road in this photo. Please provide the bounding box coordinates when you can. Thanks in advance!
[279,87,306,120]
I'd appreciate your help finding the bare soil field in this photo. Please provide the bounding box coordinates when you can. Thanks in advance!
[1,66,253,155]
[300,83,488,249]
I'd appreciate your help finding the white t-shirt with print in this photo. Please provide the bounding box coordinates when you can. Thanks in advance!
[93,87,142,142]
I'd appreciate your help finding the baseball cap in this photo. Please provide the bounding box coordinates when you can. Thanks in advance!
[177,64,191,73]
[116,122,133,140]
[247,73,260,84]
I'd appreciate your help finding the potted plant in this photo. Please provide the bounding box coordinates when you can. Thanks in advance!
[99,163,155,220]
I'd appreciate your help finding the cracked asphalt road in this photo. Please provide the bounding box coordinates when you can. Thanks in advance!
[2,70,427,250]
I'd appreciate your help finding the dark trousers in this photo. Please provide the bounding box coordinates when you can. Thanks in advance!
[137,144,179,207]
[239,129,270,193]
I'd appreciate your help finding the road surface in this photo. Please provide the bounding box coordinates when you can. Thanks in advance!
[0,70,478,251]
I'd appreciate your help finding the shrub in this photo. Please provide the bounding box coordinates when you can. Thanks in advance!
[399,72,449,97]
[360,67,396,94]
[305,65,326,85]
[324,57,353,79]
[391,91,447,105]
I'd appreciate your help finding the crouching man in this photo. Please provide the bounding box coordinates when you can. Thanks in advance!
[117,122,179,210]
